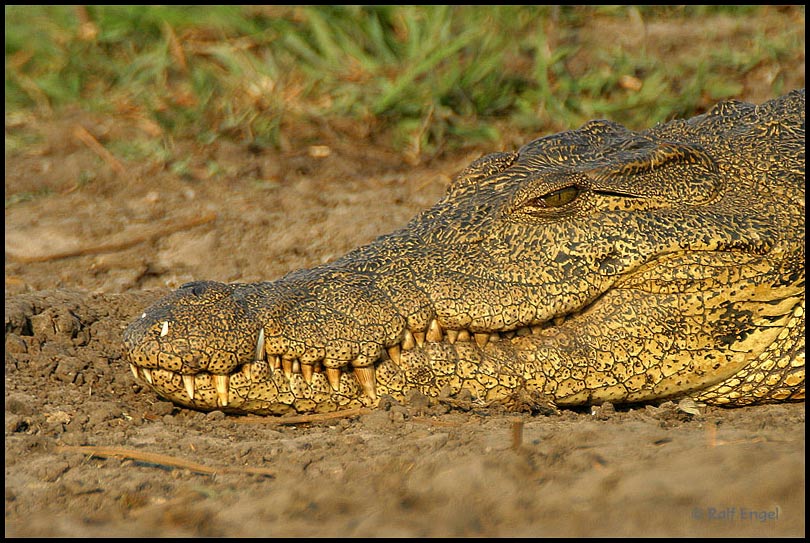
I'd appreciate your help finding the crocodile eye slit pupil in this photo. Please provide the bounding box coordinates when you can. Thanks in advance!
[532,185,581,209]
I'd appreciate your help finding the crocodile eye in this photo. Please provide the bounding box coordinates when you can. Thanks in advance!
[528,185,581,208]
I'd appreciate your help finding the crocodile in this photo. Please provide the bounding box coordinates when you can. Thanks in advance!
[124,89,805,415]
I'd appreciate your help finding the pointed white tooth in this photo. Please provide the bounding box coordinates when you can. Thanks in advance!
[142,367,153,384]
[213,374,229,407]
[254,327,265,362]
[271,355,281,371]
[160,321,169,337]
[182,374,195,399]
[402,330,416,350]
[292,359,301,374]
[446,329,459,344]
[474,333,490,349]
[457,330,471,342]
[242,363,253,381]
[130,364,141,380]
[282,357,293,379]
[426,319,443,342]
[354,366,377,399]
[413,331,426,348]
[326,367,341,391]
[387,344,401,364]
[301,363,314,384]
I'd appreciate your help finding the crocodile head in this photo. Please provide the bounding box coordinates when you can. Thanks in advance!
[124,90,805,415]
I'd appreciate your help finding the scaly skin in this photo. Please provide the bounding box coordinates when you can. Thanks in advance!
[124,90,805,415]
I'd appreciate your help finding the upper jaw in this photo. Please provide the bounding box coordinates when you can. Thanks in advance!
[124,269,588,410]
[128,307,575,410]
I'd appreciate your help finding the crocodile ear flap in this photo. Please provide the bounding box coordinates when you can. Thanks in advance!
[447,151,518,193]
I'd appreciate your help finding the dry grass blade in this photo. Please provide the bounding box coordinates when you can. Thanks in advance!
[511,418,524,450]
[56,445,275,477]
[73,125,128,176]
[7,212,217,263]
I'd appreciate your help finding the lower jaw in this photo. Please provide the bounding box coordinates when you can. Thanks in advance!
[130,317,566,415]
[130,338,521,415]
[133,363,383,415]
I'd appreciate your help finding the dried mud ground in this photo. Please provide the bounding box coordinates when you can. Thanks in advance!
[5,111,806,537]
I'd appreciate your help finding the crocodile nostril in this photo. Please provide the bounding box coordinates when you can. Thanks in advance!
[179,281,209,296]
[192,284,207,296]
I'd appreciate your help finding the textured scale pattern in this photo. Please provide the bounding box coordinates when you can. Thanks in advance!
[124,89,805,415]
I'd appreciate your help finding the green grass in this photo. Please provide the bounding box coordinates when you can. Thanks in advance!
[4,5,805,159]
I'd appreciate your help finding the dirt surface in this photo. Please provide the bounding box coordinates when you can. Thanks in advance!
[5,81,806,539]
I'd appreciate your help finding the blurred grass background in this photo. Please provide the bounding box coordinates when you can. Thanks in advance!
[5,5,805,164]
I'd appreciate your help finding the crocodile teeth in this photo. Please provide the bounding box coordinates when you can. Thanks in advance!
[254,327,265,362]
[413,331,426,348]
[182,374,195,399]
[213,374,229,407]
[301,363,314,384]
[160,321,169,338]
[457,330,471,342]
[326,368,341,391]
[387,344,401,364]
[474,332,490,349]
[402,330,416,350]
[130,363,140,380]
[242,363,252,381]
[426,319,443,342]
[282,357,293,379]
[354,366,377,399]
[445,329,459,344]
[271,355,281,372]
[142,367,153,384]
